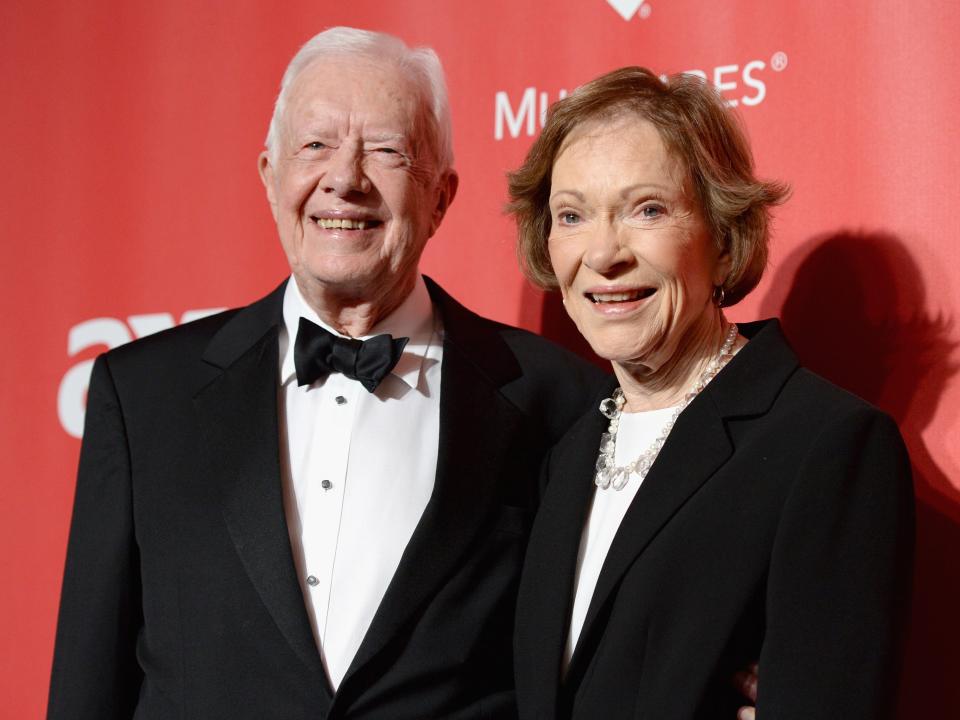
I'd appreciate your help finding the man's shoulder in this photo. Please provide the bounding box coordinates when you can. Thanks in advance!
[428,277,605,378]
[102,281,284,379]
[427,278,610,438]
[107,307,236,363]
[496,321,604,380]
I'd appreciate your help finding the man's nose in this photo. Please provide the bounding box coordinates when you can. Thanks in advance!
[323,142,371,196]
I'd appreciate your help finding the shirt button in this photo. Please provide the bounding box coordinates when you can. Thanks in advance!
[306,575,319,587]
[321,479,333,490]
[335,395,347,405]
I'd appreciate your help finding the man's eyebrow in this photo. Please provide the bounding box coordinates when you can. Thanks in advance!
[363,132,408,144]
[295,125,336,139]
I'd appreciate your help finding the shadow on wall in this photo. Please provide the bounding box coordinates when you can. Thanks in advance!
[758,230,960,717]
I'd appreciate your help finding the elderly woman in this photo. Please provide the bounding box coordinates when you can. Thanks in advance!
[508,67,914,719]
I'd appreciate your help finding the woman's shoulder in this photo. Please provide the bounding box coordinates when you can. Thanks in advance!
[718,319,908,479]
[785,365,888,419]
[734,318,894,424]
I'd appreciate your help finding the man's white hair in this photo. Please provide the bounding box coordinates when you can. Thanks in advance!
[265,27,454,173]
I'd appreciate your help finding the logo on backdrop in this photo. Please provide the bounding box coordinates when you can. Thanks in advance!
[58,309,224,438]
[494,52,789,141]
[606,0,652,21]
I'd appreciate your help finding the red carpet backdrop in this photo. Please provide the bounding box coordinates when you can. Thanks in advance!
[2,0,957,716]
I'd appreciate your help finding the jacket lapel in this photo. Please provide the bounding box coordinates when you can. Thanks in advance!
[564,392,732,681]
[564,319,798,683]
[192,282,330,694]
[515,400,613,718]
[337,279,527,691]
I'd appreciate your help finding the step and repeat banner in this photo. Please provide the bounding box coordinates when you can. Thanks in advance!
[2,0,958,715]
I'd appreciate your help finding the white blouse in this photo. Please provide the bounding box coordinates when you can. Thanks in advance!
[564,405,678,671]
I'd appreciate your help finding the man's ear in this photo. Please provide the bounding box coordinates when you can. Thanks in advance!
[258,151,279,223]
[429,169,459,236]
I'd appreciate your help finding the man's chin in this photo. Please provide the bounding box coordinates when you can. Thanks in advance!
[293,264,414,308]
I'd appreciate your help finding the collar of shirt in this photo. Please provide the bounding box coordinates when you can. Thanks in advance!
[278,275,440,391]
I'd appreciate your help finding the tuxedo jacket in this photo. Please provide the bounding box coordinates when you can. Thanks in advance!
[48,278,607,720]
[515,320,915,720]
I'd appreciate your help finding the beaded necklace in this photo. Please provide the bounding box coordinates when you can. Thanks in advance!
[594,323,739,490]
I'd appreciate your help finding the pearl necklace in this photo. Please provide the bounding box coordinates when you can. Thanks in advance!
[594,323,739,491]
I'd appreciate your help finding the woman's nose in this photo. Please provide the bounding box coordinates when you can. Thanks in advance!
[583,223,633,275]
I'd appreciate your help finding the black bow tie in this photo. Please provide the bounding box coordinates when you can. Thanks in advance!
[293,317,409,393]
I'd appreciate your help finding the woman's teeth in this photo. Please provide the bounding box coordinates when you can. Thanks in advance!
[588,289,655,303]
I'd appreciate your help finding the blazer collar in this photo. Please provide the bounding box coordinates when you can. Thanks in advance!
[192,279,333,703]
[331,277,529,704]
[199,279,287,371]
[195,276,529,703]
[526,319,799,696]
[706,319,799,418]
[278,275,437,391]
[193,275,562,706]
[423,275,523,388]
[198,275,524,389]
[515,381,615,719]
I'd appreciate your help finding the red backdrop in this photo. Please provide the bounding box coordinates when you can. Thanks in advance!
[2,1,958,716]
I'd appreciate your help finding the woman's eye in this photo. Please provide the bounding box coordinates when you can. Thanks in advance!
[306,141,326,150]
[559,212,581,225]
[640,204,664,219]
[375,147,398,154]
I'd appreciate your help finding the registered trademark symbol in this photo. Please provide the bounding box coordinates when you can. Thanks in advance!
[771,51,788,72]
[639,2,652,19]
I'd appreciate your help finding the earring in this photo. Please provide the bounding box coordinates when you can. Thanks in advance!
[712,285,726,308]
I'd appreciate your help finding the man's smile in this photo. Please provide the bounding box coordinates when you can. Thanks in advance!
[308,214,384,231]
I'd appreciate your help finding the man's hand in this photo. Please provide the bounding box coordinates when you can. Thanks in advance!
[733,662,758,720]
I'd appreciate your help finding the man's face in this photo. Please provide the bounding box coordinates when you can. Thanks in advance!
[259,54,456,317]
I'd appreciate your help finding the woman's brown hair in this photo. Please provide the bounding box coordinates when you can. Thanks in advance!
[507,66,788,306]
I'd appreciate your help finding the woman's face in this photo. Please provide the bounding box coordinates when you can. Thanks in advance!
[547,115,730,371]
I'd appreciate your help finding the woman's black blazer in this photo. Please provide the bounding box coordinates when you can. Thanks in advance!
[515,319,914,720]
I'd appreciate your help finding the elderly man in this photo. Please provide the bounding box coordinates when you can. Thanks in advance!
[47,27,605,720]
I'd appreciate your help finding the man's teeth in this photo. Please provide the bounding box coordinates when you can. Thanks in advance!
[314,218,372,230]
[589,290,652,303]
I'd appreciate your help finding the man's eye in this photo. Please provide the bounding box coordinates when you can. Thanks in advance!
[374,147,399,154]
[306,141,326,150]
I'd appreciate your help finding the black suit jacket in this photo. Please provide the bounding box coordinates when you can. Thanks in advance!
[515,320,914,720]
[48,278,607,720]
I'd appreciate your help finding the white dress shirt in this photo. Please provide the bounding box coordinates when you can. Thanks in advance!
[563,405,677,671]
[277,275,442,689]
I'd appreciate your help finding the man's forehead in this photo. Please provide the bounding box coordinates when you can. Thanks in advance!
[291,55,419,106]
[297,100,413,132]
[285,55,426,131]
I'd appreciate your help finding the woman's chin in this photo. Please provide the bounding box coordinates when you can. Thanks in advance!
[575,317,665,368]
[588,342,656,370]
